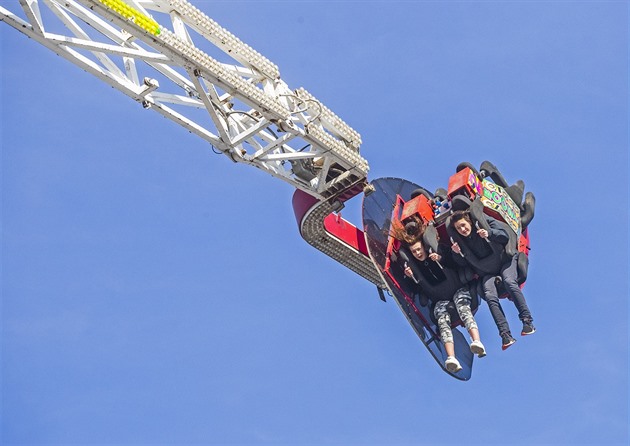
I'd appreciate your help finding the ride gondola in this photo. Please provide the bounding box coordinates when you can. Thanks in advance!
[361,161,535,380]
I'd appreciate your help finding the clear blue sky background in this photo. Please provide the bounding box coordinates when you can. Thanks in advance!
[2,1,628,445]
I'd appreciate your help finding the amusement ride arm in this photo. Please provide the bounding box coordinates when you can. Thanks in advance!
[1,0,386,289]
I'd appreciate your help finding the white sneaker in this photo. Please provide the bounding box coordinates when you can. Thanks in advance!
[445,356,462,373]
[470,340,487,358]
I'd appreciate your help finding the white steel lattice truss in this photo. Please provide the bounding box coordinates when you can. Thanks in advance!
[2,0,386,287]
[1,0,369,201]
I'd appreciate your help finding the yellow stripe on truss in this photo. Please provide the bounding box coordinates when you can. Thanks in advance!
[97,0,161,35]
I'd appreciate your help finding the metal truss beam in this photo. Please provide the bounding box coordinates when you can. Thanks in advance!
[2,0,382,287]
[2,0,369,201]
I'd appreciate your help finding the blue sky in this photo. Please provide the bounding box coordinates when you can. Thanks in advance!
[2,1,628,445]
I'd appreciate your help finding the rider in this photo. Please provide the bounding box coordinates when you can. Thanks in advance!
[400,235,486,373]
[449,209,535,350]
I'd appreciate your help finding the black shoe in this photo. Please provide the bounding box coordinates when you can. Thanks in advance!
[501,334,516,350]
[521,323,536,336]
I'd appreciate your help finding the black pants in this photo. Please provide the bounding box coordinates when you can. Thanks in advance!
[482,254,533,336]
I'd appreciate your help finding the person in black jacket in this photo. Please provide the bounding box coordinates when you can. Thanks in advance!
[449,210,535,350]
[402,238,486,373]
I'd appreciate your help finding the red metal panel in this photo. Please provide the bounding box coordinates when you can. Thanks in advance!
[323,213,369,255]
[401,194,435,224]
[447,167,483,199]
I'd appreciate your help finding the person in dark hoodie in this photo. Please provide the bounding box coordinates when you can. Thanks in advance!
[449,209,535,350]
[401,237,486,373]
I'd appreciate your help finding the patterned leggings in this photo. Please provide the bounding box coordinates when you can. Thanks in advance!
[433,288,478,344]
